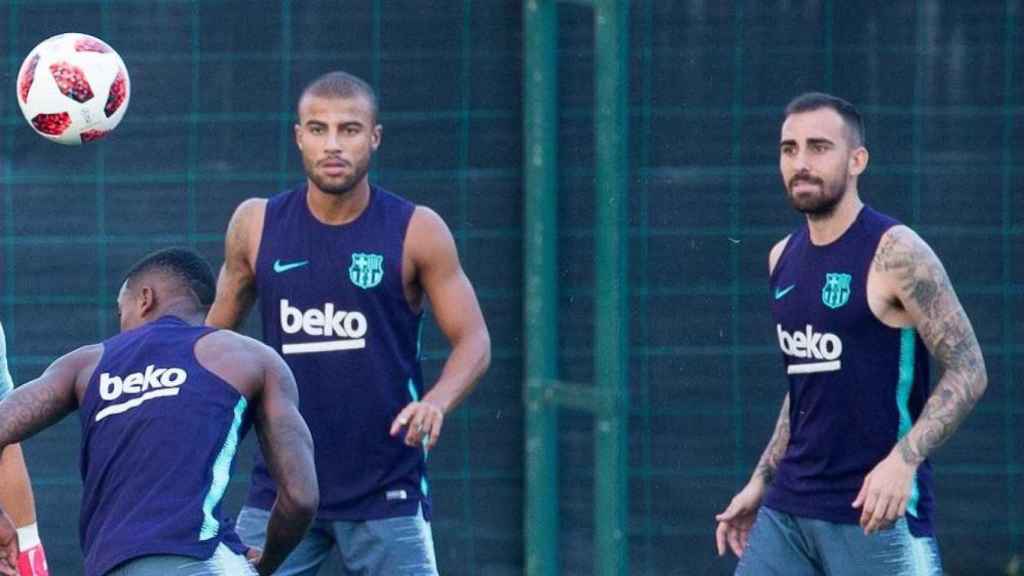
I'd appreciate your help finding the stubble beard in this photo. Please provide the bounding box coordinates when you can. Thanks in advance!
[787,173,847,220]
[306,156,372,197]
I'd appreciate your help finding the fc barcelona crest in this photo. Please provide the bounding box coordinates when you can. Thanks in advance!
[821,272,852,309]
[349,253,384,289]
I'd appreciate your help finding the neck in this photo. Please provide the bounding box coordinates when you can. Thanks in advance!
[307,178,371,225]
[805,186,863,246]
[146,299,204,326]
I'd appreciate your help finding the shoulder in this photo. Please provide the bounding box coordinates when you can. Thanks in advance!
[872,225,936,271]
[871,225,953,308]
[57,343,104,376]
[230,197,268,227]
[407,206,456,253]
[768,234,793,275]
[225,198,268,263]
[410,205,450,231]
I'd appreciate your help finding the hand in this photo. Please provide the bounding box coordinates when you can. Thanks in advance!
[715,480,765,558]
[0,510,18,576]
[389,400,445,449]
[852,450,917,535]
[247,546,268,576]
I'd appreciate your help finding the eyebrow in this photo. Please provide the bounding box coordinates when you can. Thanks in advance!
[779,137,835,147]
[303,120,364,128]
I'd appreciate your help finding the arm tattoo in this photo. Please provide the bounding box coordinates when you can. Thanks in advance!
[874,228,988,466]
[753,394,790,485]
[0,376,76,447]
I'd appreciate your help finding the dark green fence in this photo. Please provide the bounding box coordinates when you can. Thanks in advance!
[0,2,1018,574]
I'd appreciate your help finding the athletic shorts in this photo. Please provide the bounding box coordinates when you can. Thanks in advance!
[235,503,438,576]
[736,506,942,576]
[104,543,256,576]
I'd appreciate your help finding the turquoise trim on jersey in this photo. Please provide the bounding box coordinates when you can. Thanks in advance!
[200,396,248,540]
[407,378,430,462]
[406,377,430,496]
[416,317,424,360]
[895,328,920,518]
[0,321,13,400]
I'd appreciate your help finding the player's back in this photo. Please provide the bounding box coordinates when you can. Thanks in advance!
[77,315,252,576]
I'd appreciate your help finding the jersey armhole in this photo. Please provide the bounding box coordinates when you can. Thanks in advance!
[768,233,795,282]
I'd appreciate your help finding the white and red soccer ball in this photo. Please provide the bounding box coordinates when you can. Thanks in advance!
[17,33,130,145]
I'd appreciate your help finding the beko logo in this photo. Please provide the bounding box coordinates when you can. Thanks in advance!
[776,324,843,374]
[95,365,187,422]
[280,300,367,354]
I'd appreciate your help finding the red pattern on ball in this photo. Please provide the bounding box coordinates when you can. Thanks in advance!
[80,129,109,143]
[18,54,40,103]
[31,113,72,136]
[74,37,112,53]
[49,61,94,103]
[104,69,127,117]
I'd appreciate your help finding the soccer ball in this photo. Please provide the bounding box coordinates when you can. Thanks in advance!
[16,33,130,145]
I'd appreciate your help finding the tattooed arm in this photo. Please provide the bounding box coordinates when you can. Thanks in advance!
[751,394,791,486]
[853,225,987,534]
[715,393,790,557]
[0,345,93,572]
[875,226,987,463]
[0,345,95,450]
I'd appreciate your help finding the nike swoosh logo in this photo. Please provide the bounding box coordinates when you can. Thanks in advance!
[774,284,796,300]
[273,259,309,273]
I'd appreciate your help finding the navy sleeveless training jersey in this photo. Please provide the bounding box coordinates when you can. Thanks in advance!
[78,316,251,576]
[763,205,935,537]
[249,183,428,521]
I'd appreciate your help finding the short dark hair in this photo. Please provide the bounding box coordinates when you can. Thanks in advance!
[123,248,216,307]
[299,70,378,122]
[784,92,865,147]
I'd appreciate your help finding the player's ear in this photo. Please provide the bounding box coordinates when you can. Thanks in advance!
[294,123,303,151]
[371,124,382,152]
[138,285,157,317]
[849,146,869,177]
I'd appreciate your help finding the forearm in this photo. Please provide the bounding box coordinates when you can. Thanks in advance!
[896,363,987,465]
[422,329,490,414]
[0,445,35,527]
[0,382,75,451]
[256,494,316,575]
[751,394,790,485]
[254,404,318,574]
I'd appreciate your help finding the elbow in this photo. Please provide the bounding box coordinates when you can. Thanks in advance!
[279,478,319,526]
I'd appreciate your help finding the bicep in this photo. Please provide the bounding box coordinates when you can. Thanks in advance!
[254,352,314,485]
[411,210,486,341]
[876,228,982,372]
[255,351,306,453]
[0,348,88,446]
[208,200,262,328]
